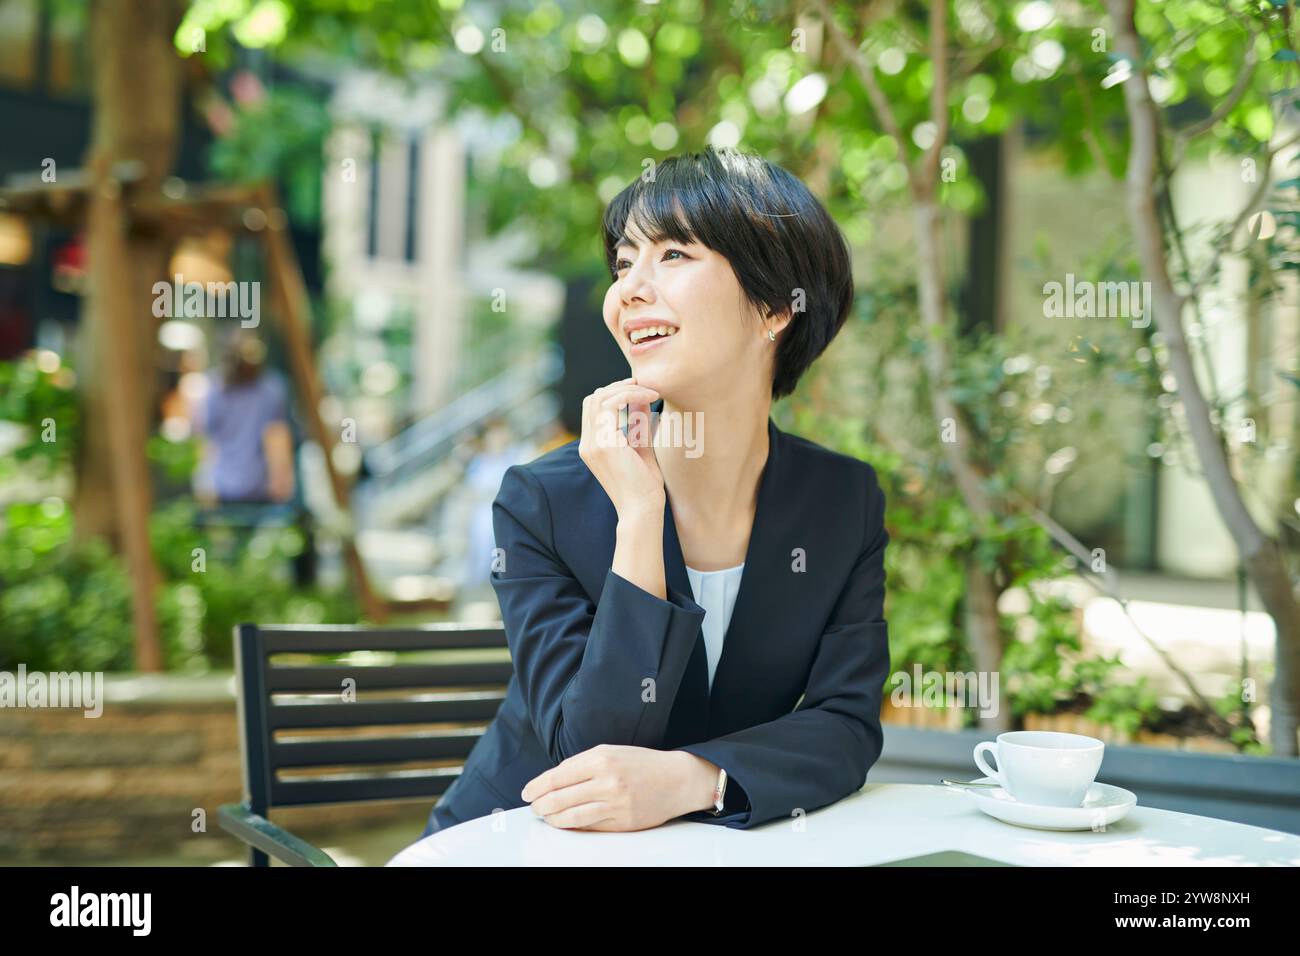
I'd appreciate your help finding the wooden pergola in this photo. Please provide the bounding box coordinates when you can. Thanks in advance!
[1,160,449,667]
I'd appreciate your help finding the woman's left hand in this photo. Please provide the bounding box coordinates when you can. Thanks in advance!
[521,744,707,831]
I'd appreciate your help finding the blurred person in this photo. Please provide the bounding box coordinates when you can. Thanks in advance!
[192,330,295,505]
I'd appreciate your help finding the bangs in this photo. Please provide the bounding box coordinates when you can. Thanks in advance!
[599,148,795,283]
[601,176,706,278]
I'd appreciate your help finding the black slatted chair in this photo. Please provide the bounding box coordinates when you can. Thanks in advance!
[218,621,510,866]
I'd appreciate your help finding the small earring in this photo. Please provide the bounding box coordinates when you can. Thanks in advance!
[768,328,776,342]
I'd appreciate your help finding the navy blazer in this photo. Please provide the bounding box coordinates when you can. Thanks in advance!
[419,414,890,836]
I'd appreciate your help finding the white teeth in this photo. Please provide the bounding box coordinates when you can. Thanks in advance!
[629,325,678,343]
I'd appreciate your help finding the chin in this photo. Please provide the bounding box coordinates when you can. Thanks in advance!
[629,353,696,400]
[628,367,668,397]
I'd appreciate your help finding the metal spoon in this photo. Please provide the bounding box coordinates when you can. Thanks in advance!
[941,778,1002,791]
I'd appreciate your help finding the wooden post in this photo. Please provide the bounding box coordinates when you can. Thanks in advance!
[256,186,388,623]
[84,158,163,670]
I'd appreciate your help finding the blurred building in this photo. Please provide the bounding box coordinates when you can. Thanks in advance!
[315,69,567,603]
[0,0,214,361]
[323,74,467,422]
[320,70,563,440]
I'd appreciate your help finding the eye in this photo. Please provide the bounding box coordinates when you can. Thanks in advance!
[613,248,689,275]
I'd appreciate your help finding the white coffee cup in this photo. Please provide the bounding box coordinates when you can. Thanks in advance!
[973,731,1104,807]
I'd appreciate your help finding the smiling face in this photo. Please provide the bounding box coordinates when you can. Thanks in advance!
[602,216,786,406]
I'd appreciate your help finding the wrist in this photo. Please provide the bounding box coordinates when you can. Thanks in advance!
[616,501,665,529]
[675,752,721,815]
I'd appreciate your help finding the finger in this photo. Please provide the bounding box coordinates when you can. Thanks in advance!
[585,387,656,452]
[603,393,659,452]
[530,777,603,819]
[597,386,660,410]
[590,378,636,400]
[520,757,595,803]
[592,401,627,450]
[593,389,657,449]
[625,401,655,448]
[582,382,635,439]
[544,801,617,830]
[581,392,595,448]
[599,383,659,397]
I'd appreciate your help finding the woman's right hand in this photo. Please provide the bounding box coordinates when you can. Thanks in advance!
[579,377,665,519]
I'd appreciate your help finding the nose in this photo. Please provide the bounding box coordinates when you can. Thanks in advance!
[618,255,657,307]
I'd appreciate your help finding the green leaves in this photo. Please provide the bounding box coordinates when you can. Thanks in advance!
[0,502,133,673]
[1000,591,1161,734]
[206,84,329,226]
[0,352,80,480]
[0,498,359,674]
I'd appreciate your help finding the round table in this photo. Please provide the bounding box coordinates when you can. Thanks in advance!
[387,783,1300,866]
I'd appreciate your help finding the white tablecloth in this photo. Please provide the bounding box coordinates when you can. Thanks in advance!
[387,783,1300,866]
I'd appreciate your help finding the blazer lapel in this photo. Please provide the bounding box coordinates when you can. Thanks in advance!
[660,417,786,745]
[661,500,708,748]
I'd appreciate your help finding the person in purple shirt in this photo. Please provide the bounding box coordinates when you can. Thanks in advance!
[192,332,296,505]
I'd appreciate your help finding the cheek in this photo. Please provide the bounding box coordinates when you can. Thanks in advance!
[602,282,621,334]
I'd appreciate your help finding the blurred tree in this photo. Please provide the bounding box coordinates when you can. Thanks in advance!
[172,0,1125,272]
[1104,0,1300,754]
[176,0,1299,747]
[176,0,1125,731]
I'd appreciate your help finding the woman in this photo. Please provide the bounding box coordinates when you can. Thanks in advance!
[420,145,890,836]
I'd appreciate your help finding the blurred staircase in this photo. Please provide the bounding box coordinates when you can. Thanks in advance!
[351,343,564,614]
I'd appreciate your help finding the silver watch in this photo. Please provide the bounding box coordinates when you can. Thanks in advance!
[710,767,728,815]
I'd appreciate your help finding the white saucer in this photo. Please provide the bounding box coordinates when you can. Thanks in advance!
[963,776,1137,831]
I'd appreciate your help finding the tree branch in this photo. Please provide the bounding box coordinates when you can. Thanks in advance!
[814,0,909,156]
[916,0,949,193]
[1170,30,1257,166]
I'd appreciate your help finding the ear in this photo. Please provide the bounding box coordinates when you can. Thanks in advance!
[766,305,794,338]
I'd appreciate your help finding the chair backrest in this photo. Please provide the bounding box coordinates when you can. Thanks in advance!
[231,622,511,816]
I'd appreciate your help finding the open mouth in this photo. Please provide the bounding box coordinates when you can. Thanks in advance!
[628,325,679,354]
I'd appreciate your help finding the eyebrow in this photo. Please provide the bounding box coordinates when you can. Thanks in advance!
[615,234,695,252]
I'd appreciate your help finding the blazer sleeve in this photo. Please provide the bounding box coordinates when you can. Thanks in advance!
[673,463,891,829]
[490,463,708,764]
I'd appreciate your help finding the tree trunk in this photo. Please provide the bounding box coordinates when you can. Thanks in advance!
[1108,0,1300,755]
[965,561,1010,731]
[73,0,183,546]
[819,0,1008,723]
[913,198,1006,710]
[74,0,184,671]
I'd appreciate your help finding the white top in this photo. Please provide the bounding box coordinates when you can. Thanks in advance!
[684,562,745,691]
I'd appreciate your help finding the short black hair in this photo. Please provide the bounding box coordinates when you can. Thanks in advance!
[601,145,854,400]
